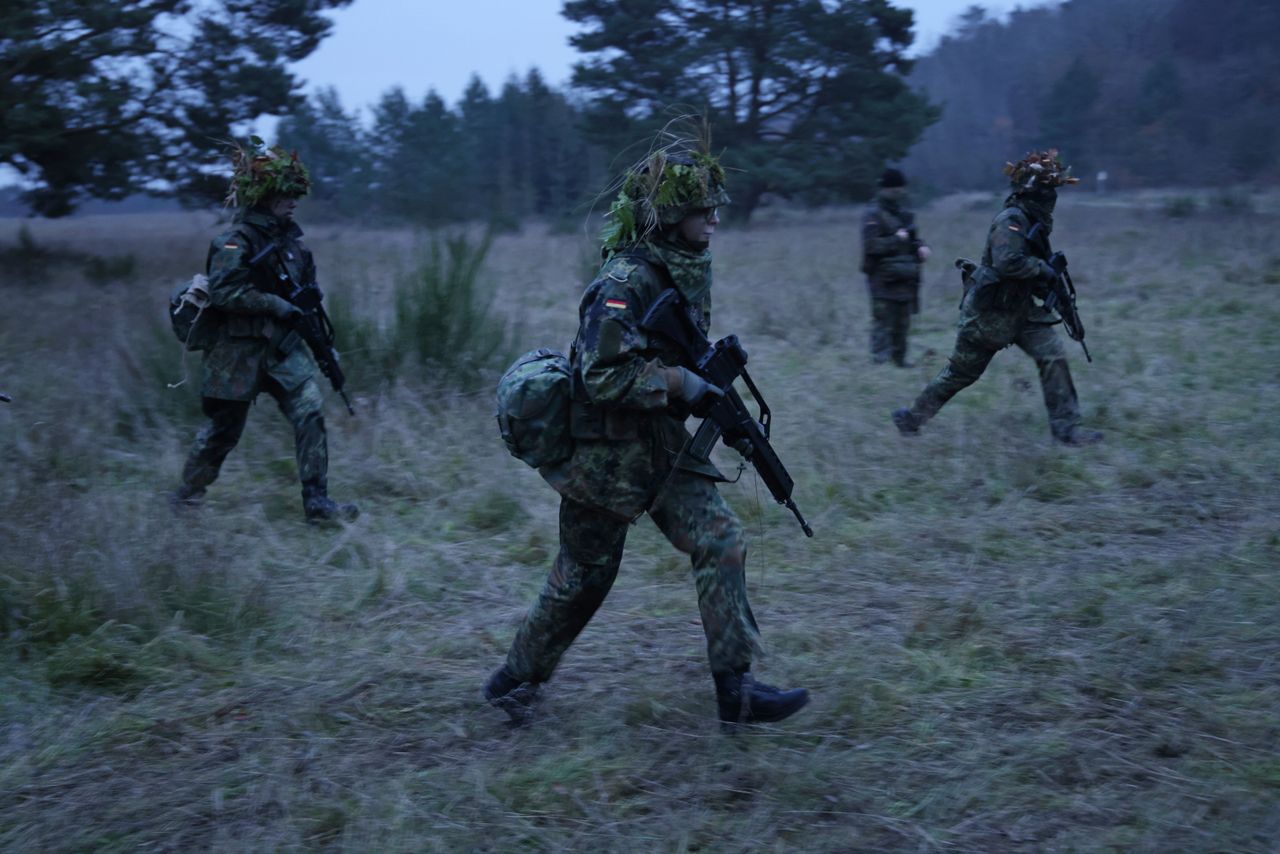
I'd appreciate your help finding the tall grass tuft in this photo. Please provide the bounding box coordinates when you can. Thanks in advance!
[328,229,511,385]
[393,230,507,371]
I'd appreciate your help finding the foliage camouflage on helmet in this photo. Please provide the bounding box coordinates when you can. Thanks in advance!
[1004,149,1080,192]
[225,136,312,208]
[601,121,730,252]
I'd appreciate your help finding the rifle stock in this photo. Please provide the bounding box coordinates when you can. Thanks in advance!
[640,290,813,537]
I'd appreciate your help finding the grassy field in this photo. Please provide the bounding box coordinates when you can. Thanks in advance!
[1,191,1278,852]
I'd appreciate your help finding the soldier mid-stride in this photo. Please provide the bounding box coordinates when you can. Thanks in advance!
[863,168,930,366]
[892,151,1103,446]
[171,142,358,522]
[484,134,810,731]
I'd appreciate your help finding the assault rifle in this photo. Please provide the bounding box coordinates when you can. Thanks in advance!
[249,242,355,415]
[639,290,814,537]
[1027,223,1092,363]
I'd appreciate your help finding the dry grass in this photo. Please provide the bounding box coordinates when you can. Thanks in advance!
[1,194,1278,852]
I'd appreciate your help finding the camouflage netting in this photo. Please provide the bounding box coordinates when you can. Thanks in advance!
[1004,149,1080,191]
[225,136,312,208]
[601,120,730,252]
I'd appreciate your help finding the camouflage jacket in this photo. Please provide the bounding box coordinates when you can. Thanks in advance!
[862,191,922,300]
[959,202,1058,340]
[200,208,317,401]
[541,241,724,519]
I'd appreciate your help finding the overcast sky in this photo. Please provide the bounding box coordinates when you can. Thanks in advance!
[289,0,1055,115]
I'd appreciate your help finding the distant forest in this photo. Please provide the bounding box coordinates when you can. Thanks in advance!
[279,70,604,227]
[6,0,1271,220]
[284,0,1276,225]
[906,0,1280,191]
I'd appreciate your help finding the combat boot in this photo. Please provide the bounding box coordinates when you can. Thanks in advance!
[1056,426,1103,446]
[483,665,540,726]
[168,482,206,509]
[892,407,921,435]
[302,480,359,523]
[713,670,810,732]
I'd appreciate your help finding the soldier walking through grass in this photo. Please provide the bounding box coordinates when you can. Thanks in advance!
[892,151,1103,446]
[170,141,358,522]
[863,168,930,366]
[485,128,810,731]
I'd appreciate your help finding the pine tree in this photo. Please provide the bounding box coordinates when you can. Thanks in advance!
[0,0,352,216]
[561,0,938,218]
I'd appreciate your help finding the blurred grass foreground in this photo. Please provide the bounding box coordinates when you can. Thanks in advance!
[1,192,1278,850]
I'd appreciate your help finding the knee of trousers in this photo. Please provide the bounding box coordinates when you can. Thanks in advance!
[691,517,747,569]
[196,421,245,450]
[944,353,988,385]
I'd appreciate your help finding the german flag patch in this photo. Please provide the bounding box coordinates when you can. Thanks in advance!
[223,242,239,249]
[604,298,628,310]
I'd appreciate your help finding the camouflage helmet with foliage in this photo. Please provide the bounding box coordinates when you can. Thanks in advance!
[601,120,730,251]
[225,136,312,208]
[1004,149,1079,192]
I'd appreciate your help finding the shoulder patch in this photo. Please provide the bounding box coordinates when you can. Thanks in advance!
[223,241,239,249]
[607,259,637,283]
[1007,224,1021,232]
[604,297,628,310]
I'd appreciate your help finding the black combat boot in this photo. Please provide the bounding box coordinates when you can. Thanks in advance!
[713,670,810,732]
[302,480,359,523]
[892,407,921,435]
[168,482,206,509]
[1055,426,1103,446]
[483,665,541,726]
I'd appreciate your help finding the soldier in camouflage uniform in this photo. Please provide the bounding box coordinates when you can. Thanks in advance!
[485,136,810,730]
[892,151,1103,446]
[171,141,358,521]
[863,168,930,366]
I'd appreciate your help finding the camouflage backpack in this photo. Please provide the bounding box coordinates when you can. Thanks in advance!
[495,348,574,469]
[169,274,220,352]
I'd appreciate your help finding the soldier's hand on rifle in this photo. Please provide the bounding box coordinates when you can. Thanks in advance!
[729,436,754,460]
[917,244,932,261]
[1048,251,1068,275]
[666,366,724,411]
[268,295,303,324]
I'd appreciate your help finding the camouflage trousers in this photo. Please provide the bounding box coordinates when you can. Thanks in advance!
[870,298,913,365]
[908,319,1081,439]
[505,472,761,683]
[180,375,328,494]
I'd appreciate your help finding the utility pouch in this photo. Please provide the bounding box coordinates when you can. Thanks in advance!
[276,329,303,356]
[967,265,1023,311]
[569,399,641,441]
[496,348,575,469]
[169,274,219,351]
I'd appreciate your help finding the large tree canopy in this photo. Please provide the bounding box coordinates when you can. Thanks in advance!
[561,0,939,218]
[0,0,350,216]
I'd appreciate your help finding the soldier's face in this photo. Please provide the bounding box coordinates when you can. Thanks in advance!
[268,195,300,221]
[677,206,720,245]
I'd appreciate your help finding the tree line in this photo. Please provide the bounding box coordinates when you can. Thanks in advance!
[8,0,1269,220]
[277,71,606,227]
[904,0,1280,191]
[2,0,935,223]
[284,0,938,225]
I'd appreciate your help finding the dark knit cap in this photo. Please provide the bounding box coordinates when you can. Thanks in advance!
[879,168,907,188]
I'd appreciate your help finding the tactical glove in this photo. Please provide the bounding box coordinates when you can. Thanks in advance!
[670,366,724,411]
[269,296,303,324]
